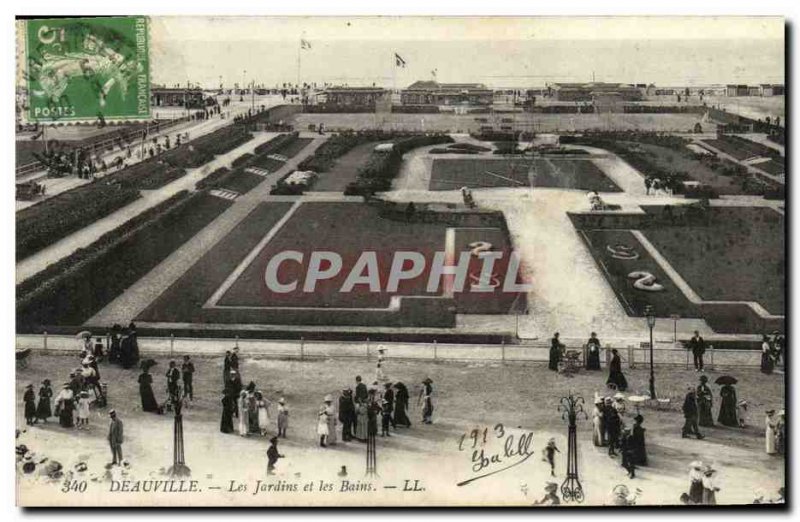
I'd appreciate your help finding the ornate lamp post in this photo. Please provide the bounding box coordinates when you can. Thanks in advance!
[365,398,378,477]
[557,393,588,503]
[167,391,190,477]
[645,305,657,400]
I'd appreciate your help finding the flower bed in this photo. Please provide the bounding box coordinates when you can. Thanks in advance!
[195,167,232,190]
[17,190,234,330]
[253,132,299,156]
[16,181,141,261]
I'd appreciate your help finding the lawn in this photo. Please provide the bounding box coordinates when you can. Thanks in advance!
[15,353,785,506]
[755,159,785,177]
[137,201,520,328]
[311,142,381,192]
[217,202,450,309]
[429,158,621,192]
[580,229,700,318]
[641,206,785,315]
[220,170,267,195]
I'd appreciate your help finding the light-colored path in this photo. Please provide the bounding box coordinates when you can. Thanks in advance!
[85,137,328,326]
[16,132,284,285]
[15,97,291,211]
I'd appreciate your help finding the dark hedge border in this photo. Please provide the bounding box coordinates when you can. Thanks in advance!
[17,190,233,330]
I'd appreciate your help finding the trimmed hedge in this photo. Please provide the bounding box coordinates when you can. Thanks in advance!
[195,167,232,190]
[231,153,255,168]
[17,181,141,261]
[17,190,233,330]
[253,132,299,156]
[344,134,453,196]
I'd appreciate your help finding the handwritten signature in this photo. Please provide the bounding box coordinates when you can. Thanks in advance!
[456,424,535,487]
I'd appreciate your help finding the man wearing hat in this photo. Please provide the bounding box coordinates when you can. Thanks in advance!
[354,376,368,404]
[688,461,705,504]
[603,397,621,456]
[702,465,720,505]
[266,436,284,475]
[338,389,356,442]
[108,410,124,466]
[166,361,181,404]
[688,331,705,372]
[383,382,396,429]
[533,482,560,505]
[682,387,704,440]
[277,398,289,438]
[420,378,434,424]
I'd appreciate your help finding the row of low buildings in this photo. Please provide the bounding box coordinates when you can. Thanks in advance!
[725,84,785,97]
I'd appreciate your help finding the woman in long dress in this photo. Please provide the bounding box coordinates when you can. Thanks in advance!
[631,415,647,466]
[237,391,248,436]
[592,400,605,446]
[606,349,628,391]
[220,392,235,433]
[421,378,434,424]
[696,376,714,427]
[36,380,53,422]
[354,401,368,442]
[765,410,777,454]
[717,384,739,427]
[776,411,785,455]
[317,404,330,447]
[688,462,705,504]
[393,382,411,428]
[586,333,601,370]
[761,336,775,374]
[256,392,270,436]
[138,369,160,413]
[54,384,74,428]
[23,384,37,425]
[324,396,337,445]
[247,391,260,434]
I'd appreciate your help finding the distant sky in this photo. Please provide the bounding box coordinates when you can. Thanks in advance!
[149,16,785,89]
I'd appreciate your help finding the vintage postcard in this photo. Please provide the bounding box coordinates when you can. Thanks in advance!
[14,15,785,507]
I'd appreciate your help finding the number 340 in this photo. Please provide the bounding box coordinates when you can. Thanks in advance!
[61,480,87,493]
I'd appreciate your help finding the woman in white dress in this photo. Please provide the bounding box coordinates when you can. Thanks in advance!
[324,395,337,445]
[592,399,605,446]
[256,392,270,436]
[765,410,778,455]
[317,402,330,447]
[237,391,248,436]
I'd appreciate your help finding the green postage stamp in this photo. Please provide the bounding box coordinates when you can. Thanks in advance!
[22,16,150,122]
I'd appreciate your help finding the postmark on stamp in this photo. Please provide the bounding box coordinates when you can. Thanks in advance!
[22,16,150,123]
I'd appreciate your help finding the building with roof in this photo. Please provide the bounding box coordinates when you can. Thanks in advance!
[320,87,388,108]
[549,82,643,102]
[400,81,493,106]
[759,84,785,96]
[150,87,205,107]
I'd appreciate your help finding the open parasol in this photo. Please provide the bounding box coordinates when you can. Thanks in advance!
[714,376,738,386]
[140,359,158,371]
[75,330,92,340]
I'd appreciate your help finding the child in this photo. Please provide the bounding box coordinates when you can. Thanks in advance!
[76,391,91,429]
[542,438,560,477]
[266,436,284,475]
[737,400,748,428]
[276,398,289,438]
[381,399,392,437]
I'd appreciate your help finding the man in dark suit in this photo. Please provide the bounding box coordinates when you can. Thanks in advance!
[108,410,124,465]
[682,387,705,439]
[166,361,181,403]
[689,331,705,372]
[354,376,368,403]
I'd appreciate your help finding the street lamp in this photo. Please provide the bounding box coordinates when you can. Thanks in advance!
[557,392,587,503]
[645,305,657,400]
